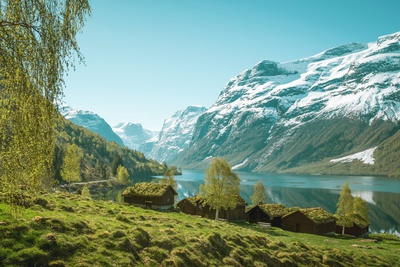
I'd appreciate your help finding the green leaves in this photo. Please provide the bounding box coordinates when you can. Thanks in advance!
[251,181,267,205]
[0,0,90,216]
[61,144,82,185]
[200,158,241,218]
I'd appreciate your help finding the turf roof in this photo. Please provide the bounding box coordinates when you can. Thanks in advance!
[296,207,336,224]
[122,182,177,197]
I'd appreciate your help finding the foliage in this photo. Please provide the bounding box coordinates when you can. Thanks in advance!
[81,185,91,199]
[0,0,90,216]
[54,118,169,182]
[111,153,123,176]
[0,193,399,266]
[61,144,82,186]
[250,181,267,205]
[353,196,369,223]
[116,165,130,185]
[160,169,177,191]
[199,158,241,219]
[336,182,355,233]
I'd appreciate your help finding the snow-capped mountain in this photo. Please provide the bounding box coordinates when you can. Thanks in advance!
[147,106,207,163]
[61,105,124,146]
[112,122,158,151]
[173,32,400,172]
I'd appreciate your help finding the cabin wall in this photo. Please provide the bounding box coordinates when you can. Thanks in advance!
[282,212,315,234]
[335,225,369,237]
[123,194,174,210]
[246,207,271,223]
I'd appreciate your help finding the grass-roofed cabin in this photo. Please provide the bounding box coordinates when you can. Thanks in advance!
[282,207,336,235]
[177,195,247,221]
[335,214,370,237]
[122,182,178,210]
[246,204,291,227]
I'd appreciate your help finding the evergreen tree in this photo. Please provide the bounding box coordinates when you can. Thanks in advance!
[111,153,123,176]
[0,0,90,215]
[61,144,83,191]
[251,181,267,205]
[353,196,369,223]
[200,158,241,219]
[336,182,354,234]
[116,165,130,185]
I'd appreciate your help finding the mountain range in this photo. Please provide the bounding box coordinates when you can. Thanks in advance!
[172,32,400,175]
[61,105,206,164]
[62,32,400,177]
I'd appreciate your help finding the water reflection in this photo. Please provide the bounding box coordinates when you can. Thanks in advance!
[99,170,400,236]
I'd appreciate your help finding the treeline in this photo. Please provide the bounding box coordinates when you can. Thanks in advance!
[53,117,176,183]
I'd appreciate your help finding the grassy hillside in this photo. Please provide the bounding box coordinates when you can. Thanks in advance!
[1,193,399,266]
[53,117,169,183]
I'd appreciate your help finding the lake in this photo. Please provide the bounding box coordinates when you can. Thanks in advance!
[167,170,400,235]
[102,170,400,236]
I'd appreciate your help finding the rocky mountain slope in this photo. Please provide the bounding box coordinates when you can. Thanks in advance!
[112,122,158,151]
[173,32,400,175]
[145,106,206,163]
[61,105,124,146]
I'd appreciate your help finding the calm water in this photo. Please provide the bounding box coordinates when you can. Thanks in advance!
[168,170,400,235]
[102,170,400,236]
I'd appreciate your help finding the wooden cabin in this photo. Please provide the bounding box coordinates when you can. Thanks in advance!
[122,182,178,210]
[246,204,293,227]
[282,207,336,235]
[335,214,370,237]
[176,196,204,216]
[177,195,247,221]
[246,205,271,224]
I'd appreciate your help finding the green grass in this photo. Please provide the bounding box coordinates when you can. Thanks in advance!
[1,193,399,266]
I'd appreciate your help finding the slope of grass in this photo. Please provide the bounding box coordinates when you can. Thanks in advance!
[1,193,399,267]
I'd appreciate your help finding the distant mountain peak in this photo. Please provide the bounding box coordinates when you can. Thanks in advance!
[60,105,124,146]
[112,122,158,151]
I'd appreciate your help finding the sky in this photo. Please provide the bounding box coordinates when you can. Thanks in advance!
[64,0,400,130]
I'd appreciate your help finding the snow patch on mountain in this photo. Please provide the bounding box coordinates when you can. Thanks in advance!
[112,122,158,151]
[176,32,400,171]
[149,106,207,163]
[232,159,248,170]
[330,147,378,165]
[61,105,124,146]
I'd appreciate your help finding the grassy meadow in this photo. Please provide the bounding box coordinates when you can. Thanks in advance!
[0,192,399,267]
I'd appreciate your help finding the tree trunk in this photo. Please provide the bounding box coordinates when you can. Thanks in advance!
[342,226,345,235]
[215,208,219,220]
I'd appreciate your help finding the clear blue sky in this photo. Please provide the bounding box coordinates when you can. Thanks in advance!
[64,0,400,130]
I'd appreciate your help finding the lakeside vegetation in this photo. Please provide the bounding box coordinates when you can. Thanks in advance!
[1,192,399,267]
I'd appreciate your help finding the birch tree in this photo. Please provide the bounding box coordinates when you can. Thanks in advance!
[200,158,241,219]
[353,196,369,223]
[0,0,90,214]
[61,144,82,191]
[251,181,267,205]
[336,182,354,234]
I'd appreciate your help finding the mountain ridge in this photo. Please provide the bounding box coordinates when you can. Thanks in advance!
[172,32,400,176]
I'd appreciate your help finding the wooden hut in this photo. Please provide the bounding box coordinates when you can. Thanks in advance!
[177,195,247,221]
[176,196,204,216]
[246,205,271,224]
[246,204,293,227]
[122,182,178,210]
[282,207,336,235]
[335,214,370,237]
